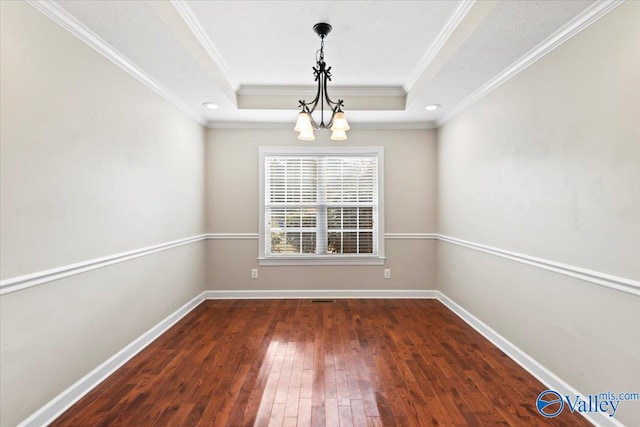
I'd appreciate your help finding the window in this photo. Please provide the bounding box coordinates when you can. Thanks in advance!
[259,146,384,265]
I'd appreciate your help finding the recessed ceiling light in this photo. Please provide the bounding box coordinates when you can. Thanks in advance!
[202,102,219,110]
[425,104,441,111]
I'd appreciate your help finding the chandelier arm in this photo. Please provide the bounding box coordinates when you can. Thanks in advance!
[323,72,338,128]
[320,75,327,127]
[297,100,319,130]
[300,64,323,114]
[308,111,320,130]
[311,66,324,113]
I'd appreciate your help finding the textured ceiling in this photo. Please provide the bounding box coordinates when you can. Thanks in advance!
[43,0,605,127]
[186,1,459,87]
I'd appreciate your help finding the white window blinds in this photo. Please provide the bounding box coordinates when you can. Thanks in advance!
[264,154,379,257]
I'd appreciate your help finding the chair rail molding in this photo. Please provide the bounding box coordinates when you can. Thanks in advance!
[0,235,207,296]
[2,233,637,297]
[438,234,640,297]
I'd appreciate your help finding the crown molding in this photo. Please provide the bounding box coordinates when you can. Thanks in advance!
[238,85,406,97]
[206,121,435,130]
[353,122,436,130]
[404,0,476,92]
[25,0,623,131]
[170,0,238,90]
[435,0,624,127]
[26,0,206,126]
[207,122,293,129]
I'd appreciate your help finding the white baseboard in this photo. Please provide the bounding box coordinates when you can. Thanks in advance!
[17,292,206,427]
[436,291,625,427]
[20,290,625,427]
[205,289,439,300]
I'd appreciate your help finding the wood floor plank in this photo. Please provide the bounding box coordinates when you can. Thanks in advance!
[268,402,286,427]
[298,397,313,427]
[324,398,339,427]
[50,299,594,427]
[300,369,314,399]
[284,386,301,418]
[351,399,367,427]
[338,404,354,427]
[310,404,326,427]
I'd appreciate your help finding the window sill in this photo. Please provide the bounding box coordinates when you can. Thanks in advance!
[258,256,386,266]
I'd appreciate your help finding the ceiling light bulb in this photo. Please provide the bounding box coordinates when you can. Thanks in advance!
[425,104,441,111]
[330,130,347,141]
[202,102,219,110]
[330,112,350,132]
[294,112,313,132]
[298,129,315,141]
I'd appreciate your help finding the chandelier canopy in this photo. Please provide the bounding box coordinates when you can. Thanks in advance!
[294,23,350,141]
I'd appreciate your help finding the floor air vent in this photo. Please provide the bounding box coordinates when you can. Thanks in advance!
[310,299,336,304]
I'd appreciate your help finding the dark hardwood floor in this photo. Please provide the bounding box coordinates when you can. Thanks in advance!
[51,299,591,426]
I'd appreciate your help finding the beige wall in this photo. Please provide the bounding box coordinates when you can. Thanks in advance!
[205,128,437,290]
[0,243,206,426]
[0,4,206,278]
[0,2,206,425]
[3,0,639,425]
[437,2,640,425]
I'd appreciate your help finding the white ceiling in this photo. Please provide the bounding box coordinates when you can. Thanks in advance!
[35,0,614,128]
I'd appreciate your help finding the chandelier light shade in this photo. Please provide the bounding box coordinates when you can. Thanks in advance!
[330,111,350,132]
[329,129,347,140]
[295,23,350,141]
[294,111,313,132]
[298,129,316,141]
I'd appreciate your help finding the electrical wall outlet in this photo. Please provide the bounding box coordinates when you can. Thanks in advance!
[384,269,391,279]
[251,269,258,279]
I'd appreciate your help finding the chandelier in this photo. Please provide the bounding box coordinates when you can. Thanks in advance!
[294,23,350,141]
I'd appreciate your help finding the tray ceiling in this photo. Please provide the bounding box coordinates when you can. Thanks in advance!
[32,0,616,128]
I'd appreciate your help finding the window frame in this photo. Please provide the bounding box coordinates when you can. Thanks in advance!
[258,146,385,266]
